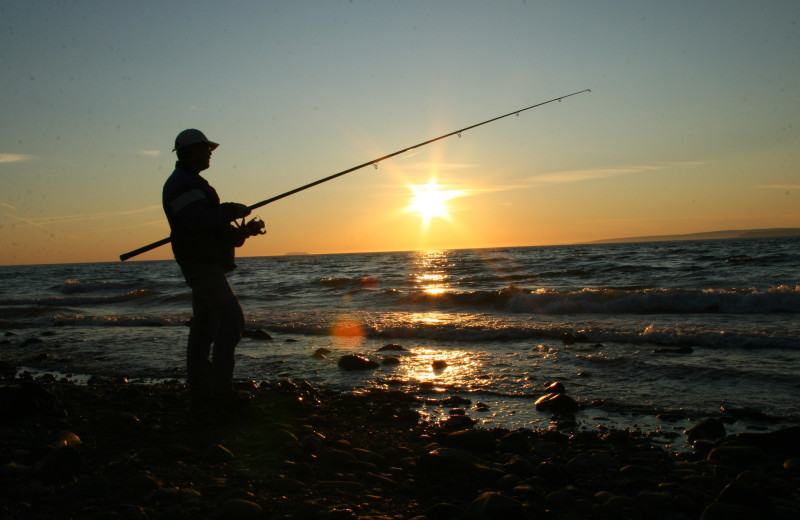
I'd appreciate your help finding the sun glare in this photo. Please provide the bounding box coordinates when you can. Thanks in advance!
[406,179,464,226]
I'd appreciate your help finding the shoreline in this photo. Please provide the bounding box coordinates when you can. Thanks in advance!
[2,367,800,519]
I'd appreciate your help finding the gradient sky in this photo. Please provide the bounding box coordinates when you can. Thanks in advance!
[1,0,798,265]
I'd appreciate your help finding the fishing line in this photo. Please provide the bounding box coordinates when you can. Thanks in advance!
[120,89,591,261]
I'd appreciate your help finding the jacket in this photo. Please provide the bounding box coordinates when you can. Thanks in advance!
[162,163,238,271]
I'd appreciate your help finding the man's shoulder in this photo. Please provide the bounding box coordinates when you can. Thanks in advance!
[164,168,204,193]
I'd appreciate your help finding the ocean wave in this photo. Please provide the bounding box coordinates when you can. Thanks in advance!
[0,289,159,307]
[56,278,132,294]
[393,285,800,314]
[51,313,182,327]
[318,276,380,290]
[260,316,800,350]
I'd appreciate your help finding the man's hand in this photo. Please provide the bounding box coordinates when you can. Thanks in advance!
[221,202,251,220]
[231,217,266,247]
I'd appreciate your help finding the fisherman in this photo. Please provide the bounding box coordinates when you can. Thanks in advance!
[162,129,262,408]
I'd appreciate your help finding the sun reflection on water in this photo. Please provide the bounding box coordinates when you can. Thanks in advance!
[412,250,452,295]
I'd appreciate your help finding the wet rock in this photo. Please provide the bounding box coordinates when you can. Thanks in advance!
[0,381,65,416]
[502,455,535,477]
[125,471,162,495]
[700,501,761,520]
[441,428,495,453]
[545,489,575,508]
[53,430,82,447]
[440,395,471,407]
[535,392,578,413]
[472,491,524,518]
[381,357,400,366]
[337,354,379,370]
[417,448,479,479]
[783,457,800,475]
[653,346,693,354]
[729,425,800,452]
[716,481,772,511]
[108,411,142,431]
[378,344,407,352]
[202,444,234,463]
[70,473,116,500]
[686,418,726,443]
[708,445,764,465]
[720,406,770,422]
[318,480,366,492]
[598,495,651,519]
[395,408,421,424]
[35,445,85,483]
[443,415,476,429]
[534,461,569,486]
[431,359,448,370]
[424,502,467,520]
[498,431,531,453]
[242,329,272,340]
[222,498,263,519]
[313,348,331,359]
[544,381,566,394]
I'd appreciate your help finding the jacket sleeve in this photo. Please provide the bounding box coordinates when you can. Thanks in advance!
[167,188,236,232]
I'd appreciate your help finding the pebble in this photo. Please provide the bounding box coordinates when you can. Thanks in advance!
[222,498,263,519]
[4,373,800,520]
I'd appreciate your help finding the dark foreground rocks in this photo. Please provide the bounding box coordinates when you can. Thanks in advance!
[2,376,800,520]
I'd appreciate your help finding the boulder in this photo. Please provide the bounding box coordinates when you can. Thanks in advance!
[35,445,85,483]
[472,491,524,518]
[337,355,379,370]
[378,344,407,351]
[312,348,331,359]
[544,381,566,394]
[685,418,726,443]
[441,428,496,453]
[242,329,272,340]
[535,393,578,413]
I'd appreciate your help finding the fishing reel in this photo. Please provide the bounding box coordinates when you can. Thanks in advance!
[232,216,266,247]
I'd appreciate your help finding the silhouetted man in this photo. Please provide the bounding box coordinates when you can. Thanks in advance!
[162,129,259,408]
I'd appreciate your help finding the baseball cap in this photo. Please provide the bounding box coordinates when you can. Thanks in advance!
[172,129,219,152]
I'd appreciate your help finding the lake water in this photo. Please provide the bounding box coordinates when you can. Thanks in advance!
[2,236,798,449]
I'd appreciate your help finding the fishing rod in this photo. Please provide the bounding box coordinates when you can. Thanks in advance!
[120,88,590,261]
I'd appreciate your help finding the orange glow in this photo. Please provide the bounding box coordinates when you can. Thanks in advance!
[331,316,365,348]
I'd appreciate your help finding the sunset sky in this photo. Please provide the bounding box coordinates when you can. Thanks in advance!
[2,1,798,265]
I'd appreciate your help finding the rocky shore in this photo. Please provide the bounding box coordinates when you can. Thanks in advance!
[2,367,799,520]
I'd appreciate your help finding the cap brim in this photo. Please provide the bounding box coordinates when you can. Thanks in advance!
[172,140,220,152]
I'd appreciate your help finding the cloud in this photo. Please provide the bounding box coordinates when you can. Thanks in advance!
[524,161,709,187]
[3,213,54,233]
[2,205,162,228]
[138,150,161,157]
[526,166,662,185]
[0,153,35,164]
[0,203,17,210]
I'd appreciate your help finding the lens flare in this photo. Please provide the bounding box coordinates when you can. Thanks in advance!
[331,316,365,348]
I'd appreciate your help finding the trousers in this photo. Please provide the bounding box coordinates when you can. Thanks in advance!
[181,263,244,402]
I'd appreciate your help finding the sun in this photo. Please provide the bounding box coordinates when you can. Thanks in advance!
[405,179,464,226]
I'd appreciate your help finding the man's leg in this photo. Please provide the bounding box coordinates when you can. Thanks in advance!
[197,270,244,396]
[187,288,217,405]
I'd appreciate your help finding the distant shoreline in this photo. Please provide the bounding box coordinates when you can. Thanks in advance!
[587,227,800,245]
